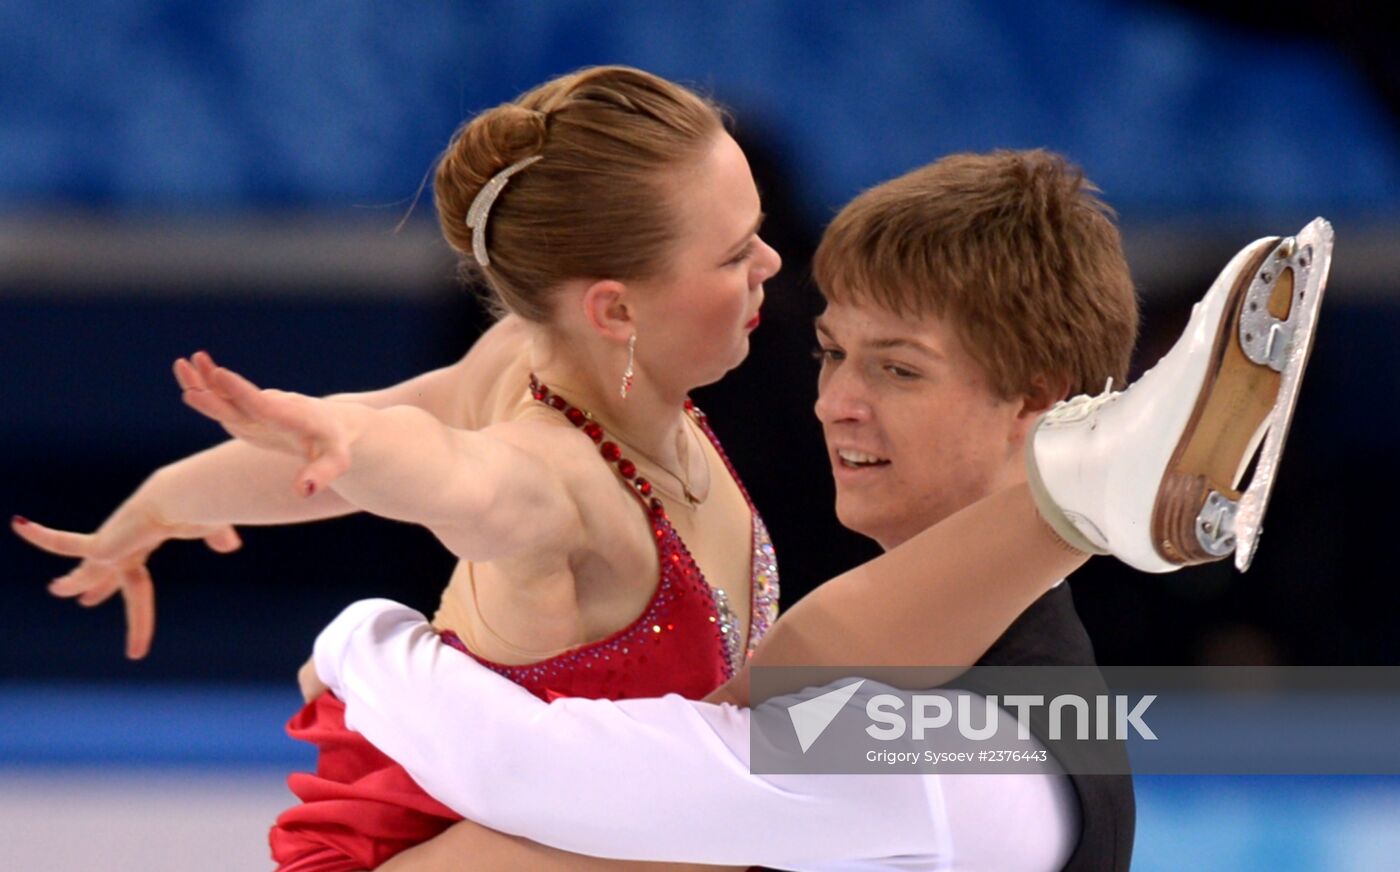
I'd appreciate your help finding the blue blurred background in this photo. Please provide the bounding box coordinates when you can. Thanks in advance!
[2,1,1398,868]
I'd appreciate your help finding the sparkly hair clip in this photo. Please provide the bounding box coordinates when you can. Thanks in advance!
[465,155,542,267]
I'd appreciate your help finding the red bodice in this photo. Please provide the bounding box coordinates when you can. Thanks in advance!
[440,379,779,702]
[270,381,779,871]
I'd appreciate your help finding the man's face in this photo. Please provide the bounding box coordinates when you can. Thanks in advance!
[814,299,1032,550]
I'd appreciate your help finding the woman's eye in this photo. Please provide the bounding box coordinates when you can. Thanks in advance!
[727,246,754,267]
[885,364,918,379]
[812,346,844,363]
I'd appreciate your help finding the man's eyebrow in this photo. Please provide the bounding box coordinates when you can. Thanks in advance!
[866,337,945,359]
[723,212,766,258]
[813,318,943,359]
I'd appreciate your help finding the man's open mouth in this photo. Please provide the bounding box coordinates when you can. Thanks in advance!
[836,449,891,469]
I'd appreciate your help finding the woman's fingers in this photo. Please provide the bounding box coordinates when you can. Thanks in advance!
[122,565,156,660]
[176,354,232,425]
[178,353,259,425]
[182,355,340,469]
[209,370,317,435]
[172,357,205,392]
[204,360,266,406]
[203,525,243,553]
[48,562,110,597]
[181,379,247,427]
[199,359,322,436]
[191,349,218,377]
[77,576,122,608]
[298,655,329,703]
[12,517,94,558]
[296,443,352,497]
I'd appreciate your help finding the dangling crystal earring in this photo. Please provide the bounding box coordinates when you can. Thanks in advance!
[619,333,637,399]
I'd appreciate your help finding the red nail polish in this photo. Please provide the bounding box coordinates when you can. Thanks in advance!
[12,515,28,526]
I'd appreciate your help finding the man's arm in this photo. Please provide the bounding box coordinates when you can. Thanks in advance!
[315,601,949,867]
[376,819,741,872]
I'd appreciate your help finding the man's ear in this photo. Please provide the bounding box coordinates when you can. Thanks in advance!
[1008,373,1073,449]
[579,279,633,342]
[1018,373,1072,420]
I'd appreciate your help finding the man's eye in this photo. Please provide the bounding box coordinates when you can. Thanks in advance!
[726,245,754,267]
[812,346,845,363]
[885,364,918,379]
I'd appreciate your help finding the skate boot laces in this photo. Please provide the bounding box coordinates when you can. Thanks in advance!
[1041,378,1120,427]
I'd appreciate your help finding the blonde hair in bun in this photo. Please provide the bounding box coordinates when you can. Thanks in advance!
[434,66,726,321]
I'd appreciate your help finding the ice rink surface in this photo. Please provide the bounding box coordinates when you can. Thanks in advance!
[0,768,291,871]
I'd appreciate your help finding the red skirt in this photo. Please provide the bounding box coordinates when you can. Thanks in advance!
[268,693,462,871]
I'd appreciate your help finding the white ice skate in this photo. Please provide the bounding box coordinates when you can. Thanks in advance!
[1029,218,1333,573]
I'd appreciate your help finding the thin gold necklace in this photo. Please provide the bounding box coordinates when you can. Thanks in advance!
[528,374,707,508]
[610,418,706,508]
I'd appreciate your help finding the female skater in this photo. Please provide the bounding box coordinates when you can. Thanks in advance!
[17,65,782,871]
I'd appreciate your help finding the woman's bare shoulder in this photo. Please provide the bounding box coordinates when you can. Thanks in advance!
[482,412,608,480]
[482,412,638,528]
[448,315,535,429]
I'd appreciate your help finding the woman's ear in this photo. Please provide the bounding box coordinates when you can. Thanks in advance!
[579,279,633,342]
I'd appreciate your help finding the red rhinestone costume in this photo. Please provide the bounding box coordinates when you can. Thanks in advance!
[269,379,779,871]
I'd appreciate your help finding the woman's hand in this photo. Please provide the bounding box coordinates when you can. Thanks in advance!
[11,501,242,659]
[298,654,329,703]
[176,351,365,497]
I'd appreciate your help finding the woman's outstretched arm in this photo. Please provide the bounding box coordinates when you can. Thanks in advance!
[10,348,482,658]
[178,352,582,563]
[147,349,483,526]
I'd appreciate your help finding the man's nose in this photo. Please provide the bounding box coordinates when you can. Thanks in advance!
[815,367,871,425]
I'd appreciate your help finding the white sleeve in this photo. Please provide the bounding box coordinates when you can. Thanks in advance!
[315,599,1077,870]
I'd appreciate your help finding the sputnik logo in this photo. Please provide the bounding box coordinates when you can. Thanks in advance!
[787,679,865,752]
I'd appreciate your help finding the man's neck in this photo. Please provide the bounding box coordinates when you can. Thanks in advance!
[867,473,1032,553]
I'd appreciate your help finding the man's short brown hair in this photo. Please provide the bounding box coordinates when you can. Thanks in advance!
[813,149,1138,399]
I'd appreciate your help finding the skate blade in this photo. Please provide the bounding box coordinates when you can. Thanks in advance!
[1153,237,1282,565]
[1234,217,1333,570]
[1153,219,1332,568]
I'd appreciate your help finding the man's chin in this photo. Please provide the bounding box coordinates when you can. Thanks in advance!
[833,497,891,546]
